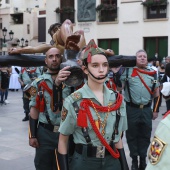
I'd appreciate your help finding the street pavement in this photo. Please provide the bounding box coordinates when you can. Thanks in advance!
[0,90,166,170]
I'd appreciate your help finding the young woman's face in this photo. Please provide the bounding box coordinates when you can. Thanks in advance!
[85,54,109,83]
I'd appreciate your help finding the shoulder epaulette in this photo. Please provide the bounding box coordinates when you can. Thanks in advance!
[70,91,82,101]
[35,77,43,83]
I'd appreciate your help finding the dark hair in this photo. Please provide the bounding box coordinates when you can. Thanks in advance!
[165,63,170,77]
[48,23,61,37]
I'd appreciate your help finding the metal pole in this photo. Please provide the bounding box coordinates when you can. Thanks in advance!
[3,35,6,55]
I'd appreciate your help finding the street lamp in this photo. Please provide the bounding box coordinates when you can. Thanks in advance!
[2,27,7,43]
[2,27,14,55]
[25,40,28,46]
[17,38,29,47]
[21,38,24,47]
[9,30,14,40]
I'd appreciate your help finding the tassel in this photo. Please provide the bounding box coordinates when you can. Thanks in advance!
[131,69,137,77]
[35,96,40,110]
[39,97,45,112]
[77,109,88,127]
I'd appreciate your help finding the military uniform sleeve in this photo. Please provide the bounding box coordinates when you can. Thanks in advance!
[59,97,77,135]
[120,100,128,131]
[62,85,72,99]
[29,80,38,108]
[114,99,128,142]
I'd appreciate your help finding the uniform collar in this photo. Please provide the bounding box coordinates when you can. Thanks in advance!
[43,72,54,84]
[81,83,113,105]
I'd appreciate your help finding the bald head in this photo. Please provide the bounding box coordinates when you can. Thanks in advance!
[45,48,62,72]
[46,47,61,57]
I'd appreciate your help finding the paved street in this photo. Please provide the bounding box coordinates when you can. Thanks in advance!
[0,90,166,170]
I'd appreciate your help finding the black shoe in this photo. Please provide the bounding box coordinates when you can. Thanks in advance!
[139,157,146,170]
[139,164,146,170]
[131,162,138,170]
[22,116,29,121]
[131,156,138,170]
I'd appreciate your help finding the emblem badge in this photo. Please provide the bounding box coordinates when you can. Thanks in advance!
[61,107,68,121]
[29,87,37,97]
[148,136,167,165]
[71,92,82,101]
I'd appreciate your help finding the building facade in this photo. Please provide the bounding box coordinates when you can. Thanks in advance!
[0,0,169,61]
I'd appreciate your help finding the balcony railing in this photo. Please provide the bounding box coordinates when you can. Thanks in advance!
[54,7,75,23]
[147,5,167,19]
[97,8,118,22]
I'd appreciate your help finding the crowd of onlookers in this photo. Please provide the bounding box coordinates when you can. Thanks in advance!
[142,56,170,114]
[150,56,170,115]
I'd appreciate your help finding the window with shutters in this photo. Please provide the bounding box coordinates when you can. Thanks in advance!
[98,38,119,55]
[144,37,168,61]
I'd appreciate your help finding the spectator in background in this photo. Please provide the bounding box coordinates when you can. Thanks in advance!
[160,63,170,115]
[9,66,21,91]
[147,57,159,76]
[0,67,12,105]
[158,62,166,107]
[152,53,160,68]
[165,56,170,64]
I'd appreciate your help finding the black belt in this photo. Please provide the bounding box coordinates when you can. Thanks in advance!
[75,144,114,158]
[126,101,151,109]
[39,122,59,133]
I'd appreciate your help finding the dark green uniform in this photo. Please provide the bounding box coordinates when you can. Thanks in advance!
[120,67,159,159]
[59,83,127,170]
[29,73,61,170]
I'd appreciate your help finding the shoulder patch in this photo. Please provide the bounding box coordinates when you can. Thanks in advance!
[148,135,167,165]
[61,107,68,122]
[29,86,37,97]
[71,92,82,101]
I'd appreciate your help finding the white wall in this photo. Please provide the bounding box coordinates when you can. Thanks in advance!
[46,0,60,44]
[1,0,170,55]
